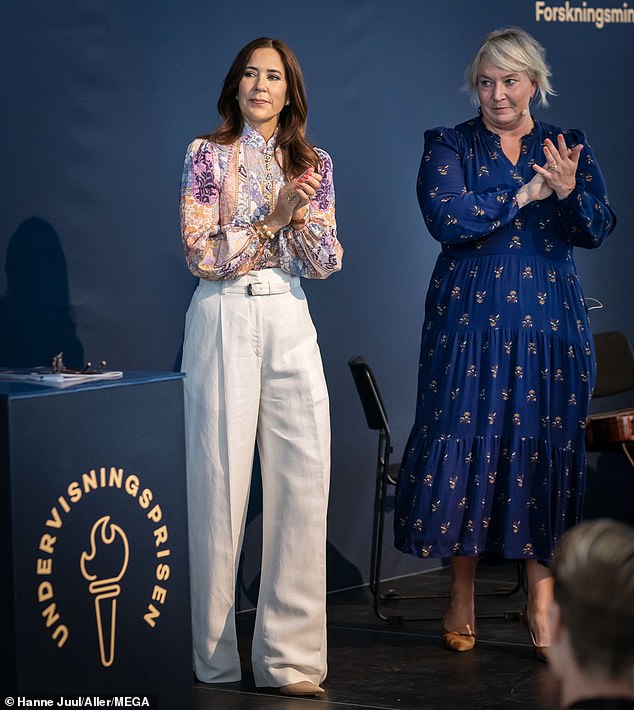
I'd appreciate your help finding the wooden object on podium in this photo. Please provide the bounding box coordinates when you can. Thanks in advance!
[586,331,634,468]
[586,409,634,448]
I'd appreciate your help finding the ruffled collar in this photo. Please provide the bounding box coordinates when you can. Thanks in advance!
[241,122,277,153]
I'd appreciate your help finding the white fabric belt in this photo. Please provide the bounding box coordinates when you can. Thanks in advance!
[218,270,299,297]
[247,281,292,296]
[219,280,293,296]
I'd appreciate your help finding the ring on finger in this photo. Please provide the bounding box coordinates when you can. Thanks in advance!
[286,191,299,202]
[548,163,558,171]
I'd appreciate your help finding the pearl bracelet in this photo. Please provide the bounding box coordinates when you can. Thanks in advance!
[254,218,275,241]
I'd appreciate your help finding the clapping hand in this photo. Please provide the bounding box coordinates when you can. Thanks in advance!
[533,133,583,200]
[267,170,322,231]
[522,171,554,204]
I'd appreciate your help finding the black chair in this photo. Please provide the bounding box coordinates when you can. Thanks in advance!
[586,331,634,466]
[348,355,522,624]
[348,355,401,622]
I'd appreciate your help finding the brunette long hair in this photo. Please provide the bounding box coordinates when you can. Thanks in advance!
[209,38,320,179]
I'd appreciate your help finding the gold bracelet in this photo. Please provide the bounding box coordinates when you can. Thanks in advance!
[290,217,307,230]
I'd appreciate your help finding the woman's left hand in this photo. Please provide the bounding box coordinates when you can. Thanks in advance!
[533,133,583,200]
[266,170,322,232]
[288,170,322,220]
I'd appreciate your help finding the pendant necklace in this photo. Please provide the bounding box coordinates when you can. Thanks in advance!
[262,150,275,212]
[260,147,276,260]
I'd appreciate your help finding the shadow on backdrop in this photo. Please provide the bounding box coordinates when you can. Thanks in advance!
[0,217,84,369]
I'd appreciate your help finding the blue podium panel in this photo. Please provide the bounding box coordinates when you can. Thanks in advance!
[1,372,193,708]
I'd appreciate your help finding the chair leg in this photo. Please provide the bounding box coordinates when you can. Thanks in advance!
[374,549,525,623]
[369,435,524,623]
[370,435,402,622]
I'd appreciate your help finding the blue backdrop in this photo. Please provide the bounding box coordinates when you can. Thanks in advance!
[2,0,632,599]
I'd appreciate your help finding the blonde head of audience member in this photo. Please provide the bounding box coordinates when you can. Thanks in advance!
[550,518,634,708]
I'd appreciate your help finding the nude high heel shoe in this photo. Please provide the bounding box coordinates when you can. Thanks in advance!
[279,681,325,696]
[442,623,476,652]
[522,606,549,662]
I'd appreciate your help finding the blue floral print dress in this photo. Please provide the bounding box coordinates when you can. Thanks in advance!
[394,116,616,562]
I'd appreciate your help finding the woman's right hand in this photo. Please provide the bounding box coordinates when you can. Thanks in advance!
[525,170,554,202]
[517,170,553,208]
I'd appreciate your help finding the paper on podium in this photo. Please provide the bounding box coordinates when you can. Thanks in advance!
[0,368,123,387]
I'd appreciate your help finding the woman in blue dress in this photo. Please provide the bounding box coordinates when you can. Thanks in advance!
[394,27,616,658]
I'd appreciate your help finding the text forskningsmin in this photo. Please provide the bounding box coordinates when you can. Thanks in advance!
[536,0,634,28]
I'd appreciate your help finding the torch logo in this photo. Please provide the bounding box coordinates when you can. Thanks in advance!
[80,515,130,667]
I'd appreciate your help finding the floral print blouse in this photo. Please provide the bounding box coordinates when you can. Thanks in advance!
[180,124,342,280]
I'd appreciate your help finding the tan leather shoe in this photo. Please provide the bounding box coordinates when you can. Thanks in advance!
[442,623,476,652]
[279,681,325,696]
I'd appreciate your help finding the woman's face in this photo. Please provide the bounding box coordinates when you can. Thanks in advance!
[237,47,288,141]
[476,56,535,132]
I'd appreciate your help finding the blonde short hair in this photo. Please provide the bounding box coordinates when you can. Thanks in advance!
[464,27,555,108]
[552,519,634,685]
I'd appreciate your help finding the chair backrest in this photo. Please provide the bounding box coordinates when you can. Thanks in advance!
[593,331,634,398]
[348,356,390,435]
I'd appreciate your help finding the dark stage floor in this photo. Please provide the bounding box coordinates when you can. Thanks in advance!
[193,561,561,709]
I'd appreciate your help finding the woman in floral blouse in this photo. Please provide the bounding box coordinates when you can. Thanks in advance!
[394,28,615,659]
[180,37,342,697]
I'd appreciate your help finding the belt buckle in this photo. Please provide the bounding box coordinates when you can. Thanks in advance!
[247,282,268,296]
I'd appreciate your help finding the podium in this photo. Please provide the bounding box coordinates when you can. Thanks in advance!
[1,372,193,708]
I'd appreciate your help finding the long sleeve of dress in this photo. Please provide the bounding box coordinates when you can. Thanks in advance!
[552,130,616,249]
[417,127,523,245]
[180,138,261,280]
[418,125,616,249]
[278,149,342,279]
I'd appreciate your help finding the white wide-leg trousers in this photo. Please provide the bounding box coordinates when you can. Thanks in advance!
[181,269,330,688]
